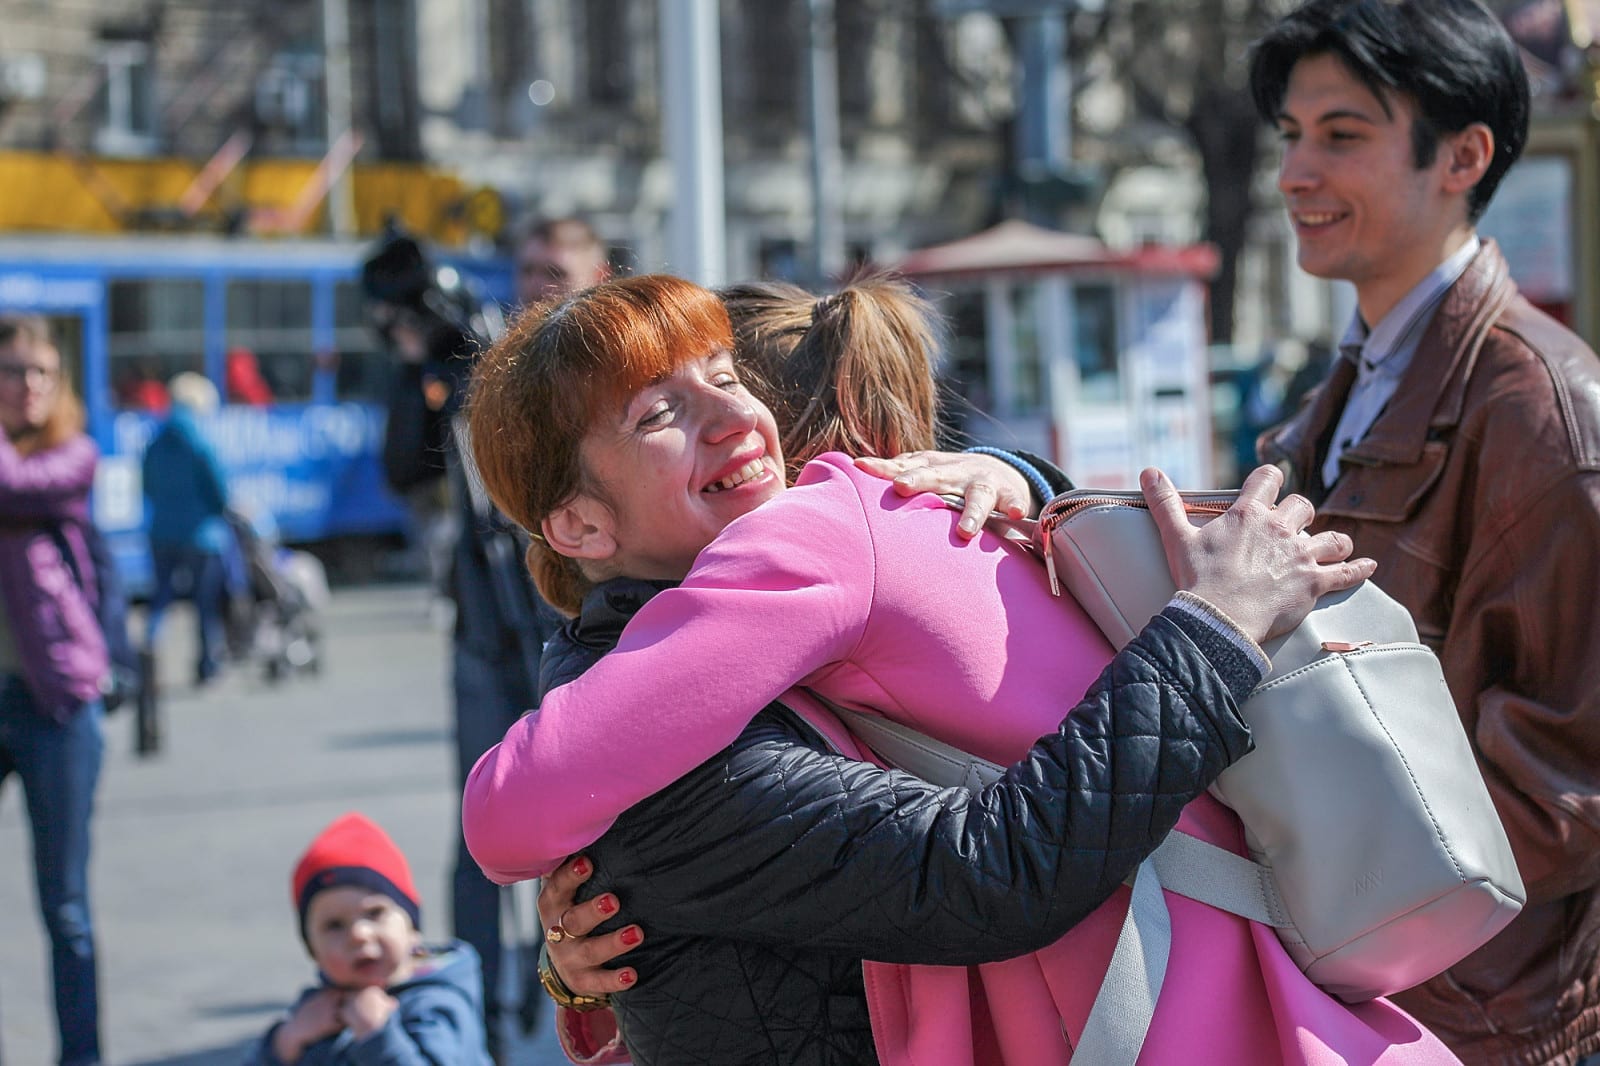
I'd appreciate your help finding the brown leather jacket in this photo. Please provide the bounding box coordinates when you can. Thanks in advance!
[1260,242,1600,1065]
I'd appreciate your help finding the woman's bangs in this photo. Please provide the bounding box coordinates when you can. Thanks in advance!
[580,277,734,416]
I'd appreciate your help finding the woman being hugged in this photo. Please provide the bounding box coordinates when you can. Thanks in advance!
[465,275,1443,1065]
[0,314,109,1066]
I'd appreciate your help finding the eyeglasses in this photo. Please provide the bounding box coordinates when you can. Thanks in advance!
[0,363,60,387]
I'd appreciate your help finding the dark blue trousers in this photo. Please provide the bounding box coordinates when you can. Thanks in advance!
[145,542,226,682]
[452,644,536,1030]
[0,675,103,1066]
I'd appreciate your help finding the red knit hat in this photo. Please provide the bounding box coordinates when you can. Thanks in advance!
[292,812,421,938]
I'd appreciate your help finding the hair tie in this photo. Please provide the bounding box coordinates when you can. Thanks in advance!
[810,292,844,328]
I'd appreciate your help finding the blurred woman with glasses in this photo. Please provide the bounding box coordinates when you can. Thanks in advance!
[0,313,108,1066]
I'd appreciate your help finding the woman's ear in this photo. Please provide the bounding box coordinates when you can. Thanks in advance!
[541,494,618,564]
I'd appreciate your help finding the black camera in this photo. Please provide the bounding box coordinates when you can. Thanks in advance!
[361,225,503,356]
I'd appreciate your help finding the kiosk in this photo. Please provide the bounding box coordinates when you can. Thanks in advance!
[898,220,1219,488]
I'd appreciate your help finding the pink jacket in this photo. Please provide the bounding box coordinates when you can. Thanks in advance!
[465,454,1456,1065]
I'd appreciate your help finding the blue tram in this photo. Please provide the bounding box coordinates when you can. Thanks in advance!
[0,235,512,591]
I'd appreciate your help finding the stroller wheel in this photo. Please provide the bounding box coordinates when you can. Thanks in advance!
[285,637,316,669]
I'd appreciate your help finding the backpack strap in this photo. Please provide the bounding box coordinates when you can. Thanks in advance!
[811,692,1296,1065]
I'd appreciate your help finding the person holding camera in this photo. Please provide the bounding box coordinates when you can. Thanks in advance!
[364,222,607,1055]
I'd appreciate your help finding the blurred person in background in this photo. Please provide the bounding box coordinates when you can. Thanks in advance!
[514,217,611,308]
[142,371,231,687]
[225,347,274,406]
[0,313,109,1066]
[367,219,608,1055]
[1251,1,1600,1060]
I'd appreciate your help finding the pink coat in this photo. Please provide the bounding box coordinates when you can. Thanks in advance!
[465,454,1457,1065]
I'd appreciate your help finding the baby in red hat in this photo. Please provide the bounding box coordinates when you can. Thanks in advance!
[248,812,492,1065]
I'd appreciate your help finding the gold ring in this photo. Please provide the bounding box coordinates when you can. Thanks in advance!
[547,923,570,944]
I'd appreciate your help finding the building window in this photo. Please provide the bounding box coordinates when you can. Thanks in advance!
[585,0,633,106]
[837,3,873,121]
[255,52,326,155]
[94,40,158,156]
[1007,283,1045,415]
[1074,283,1121,404]
[745,0,801,117]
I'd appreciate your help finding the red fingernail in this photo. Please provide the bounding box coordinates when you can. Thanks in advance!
[572,857,591,878]
[621,926,642,946]
[596,895,617,916]
[619,970,636,987]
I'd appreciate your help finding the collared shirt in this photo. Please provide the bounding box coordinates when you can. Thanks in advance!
[1322,235,1481,489]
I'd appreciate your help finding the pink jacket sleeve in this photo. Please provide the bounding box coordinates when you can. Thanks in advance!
[463,458,877,884]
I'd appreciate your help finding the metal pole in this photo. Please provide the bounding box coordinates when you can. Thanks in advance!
[1015,12,1069,173]
[322,0,357,237]
[807,0,845,284]
[659,0,727,286]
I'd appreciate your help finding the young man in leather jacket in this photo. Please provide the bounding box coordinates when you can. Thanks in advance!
[1252,3,1600,1061]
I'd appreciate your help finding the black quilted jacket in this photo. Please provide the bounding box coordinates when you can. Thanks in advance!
[541,579,1261,1065]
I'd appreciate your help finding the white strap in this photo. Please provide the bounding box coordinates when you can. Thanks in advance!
[1071,860,1171,1065]
[830,705,1004,790]
[1147,830,1292,929]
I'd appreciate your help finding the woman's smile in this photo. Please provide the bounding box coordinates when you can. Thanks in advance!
[705,457,772,493]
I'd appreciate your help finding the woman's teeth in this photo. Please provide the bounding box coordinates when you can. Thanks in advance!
[707,459,765,492]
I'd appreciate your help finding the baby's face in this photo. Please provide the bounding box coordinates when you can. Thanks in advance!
[304,886,421,989]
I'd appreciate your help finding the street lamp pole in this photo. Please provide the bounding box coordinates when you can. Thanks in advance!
[660,0,727,286]
[321,0,356,237]
[807,0,845,285]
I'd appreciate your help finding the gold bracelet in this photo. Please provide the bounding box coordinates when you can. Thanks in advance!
[537,940,611,1012]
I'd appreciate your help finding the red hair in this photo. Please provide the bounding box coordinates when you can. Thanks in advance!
[468,274,734,614]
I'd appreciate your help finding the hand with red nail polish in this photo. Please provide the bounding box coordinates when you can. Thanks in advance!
[538,854,647,999]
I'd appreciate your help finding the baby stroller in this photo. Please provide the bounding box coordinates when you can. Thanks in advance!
[223,507,329,682]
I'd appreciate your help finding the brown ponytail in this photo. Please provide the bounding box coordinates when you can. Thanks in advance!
[722,271,941,482]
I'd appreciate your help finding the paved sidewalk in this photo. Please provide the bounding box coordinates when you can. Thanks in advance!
[0,584,568,1065]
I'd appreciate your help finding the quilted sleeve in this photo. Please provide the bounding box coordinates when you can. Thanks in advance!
[586,608,1256,965]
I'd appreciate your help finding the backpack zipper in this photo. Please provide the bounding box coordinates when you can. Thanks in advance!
[1036,491,1235,596]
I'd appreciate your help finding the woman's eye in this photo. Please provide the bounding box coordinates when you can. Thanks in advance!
[637,403,671,429]
[1277,128,1299,143]
[713,372,741,391]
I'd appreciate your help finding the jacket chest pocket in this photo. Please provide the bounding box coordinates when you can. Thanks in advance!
[1317,442,1457,646]
[1319,440,1450,524]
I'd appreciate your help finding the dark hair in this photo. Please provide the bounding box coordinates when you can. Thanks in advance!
[467,274,735,614]
[1248,0,1529,220]
[720,272,941,482]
